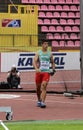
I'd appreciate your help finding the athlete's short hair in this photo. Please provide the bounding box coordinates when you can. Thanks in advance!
[41,39,49,44]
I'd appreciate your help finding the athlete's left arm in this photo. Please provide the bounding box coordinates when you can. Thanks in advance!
[50,53,55,71]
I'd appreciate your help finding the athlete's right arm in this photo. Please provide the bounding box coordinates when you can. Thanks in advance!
[33,52,41,72]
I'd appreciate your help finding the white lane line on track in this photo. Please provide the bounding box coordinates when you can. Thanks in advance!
[13,97,83,105]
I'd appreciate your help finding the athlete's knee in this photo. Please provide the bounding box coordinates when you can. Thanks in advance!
[42,82,48,90]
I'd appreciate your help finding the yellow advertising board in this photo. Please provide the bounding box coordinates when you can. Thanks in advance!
[0,5,38,49]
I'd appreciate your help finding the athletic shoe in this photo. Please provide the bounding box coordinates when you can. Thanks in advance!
[18,85,22,89]
[40,102,46,108]
[37,101,41,107]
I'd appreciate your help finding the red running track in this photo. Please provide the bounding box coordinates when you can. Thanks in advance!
[0,92,83,121]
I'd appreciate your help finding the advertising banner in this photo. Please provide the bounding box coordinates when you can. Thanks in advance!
[1,51,80,72]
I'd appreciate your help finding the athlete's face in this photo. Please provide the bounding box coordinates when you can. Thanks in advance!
[42,42,48,50]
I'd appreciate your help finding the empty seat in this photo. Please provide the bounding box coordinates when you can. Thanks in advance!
[62,33,69,39]
[75,19,80,25]
[70,5,77,11]
[50,0,58,3]
[51,19,59,25]
[49,26,56,32]
[46,33,54,39]
[41,26,49,32]
[65,26,72,32]
[48,5,55,10]
[53,12,60,17]
[67,41,75,47]
[70,33,78,39]
[61,12,67,18]
[52,41,59,47]
[41,5,48,11]
[56,5,63,10]
[39,12,46,17]
[63,5,70,10]
[60,19,67,25]
[76,12,80,18]
[59,41,65,46]
[54,33,61,39]
[67,19,74,25]
[72,26,80,32]
[46,12,53,17]
[58,0,65,3]
[28,0,36,3]
[56,26,63,32]
[68,12,75,18]
[75,41,80,46]
[22,0,29,3]
[38,19,43,24]
[73,0,80,4]
[65,0,72,3]
[44,19,50,24]
[43,0,51,3]
[36,0,43,3]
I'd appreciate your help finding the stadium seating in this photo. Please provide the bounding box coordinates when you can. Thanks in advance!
[70,5,78,11]
[52,41,59,47]
[41,26,49,32]
[51,19,59,25]
[63,5,70,11]
[36,0,43,3]
[38,19,43,25]
[70,33,78,39]
[44,0,51,4]
[28,0,36,3]
[54,33,61,39]
[67,41,75,47]
[21,0,80,47]
[60,19,67,25]
[59,41,65,46]
[64,26,72,32]
[56,5,63,11]
[46,12,53,18]
[65,0,73,4]
[73,0,80,4]
[48,5,55,10]
[44,19,50,24]
[61,12,68,18]
[50,0,58,3]
[53,12,60,17]
[75,41,80,46]
[67,19,74,25]
[58,0,65,3]
[49,26,56,32]
[41,5,48,11]
[46,33,54,39]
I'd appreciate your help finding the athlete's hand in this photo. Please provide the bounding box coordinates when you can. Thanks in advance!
[49,69,56,76]
[36,68,41,73]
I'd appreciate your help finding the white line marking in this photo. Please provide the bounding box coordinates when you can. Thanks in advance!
[0,120,9,130]
[13,96,83,105]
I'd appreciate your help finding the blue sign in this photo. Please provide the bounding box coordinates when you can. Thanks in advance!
[17,53,67,71]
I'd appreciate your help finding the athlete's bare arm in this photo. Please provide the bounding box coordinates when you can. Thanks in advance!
[33,52,41,72]
[50,53,55,70]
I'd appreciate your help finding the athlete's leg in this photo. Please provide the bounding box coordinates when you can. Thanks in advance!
[40,73,50,108]
[35,73,42,106]
[36,83,41,101]
[41,81,48,103]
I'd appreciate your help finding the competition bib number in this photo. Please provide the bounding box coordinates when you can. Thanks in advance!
[40,61,50,70]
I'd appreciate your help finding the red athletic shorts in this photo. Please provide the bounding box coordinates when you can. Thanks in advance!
[35,72,50,84]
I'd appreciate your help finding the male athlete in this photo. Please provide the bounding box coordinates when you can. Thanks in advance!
[33,39,55,108]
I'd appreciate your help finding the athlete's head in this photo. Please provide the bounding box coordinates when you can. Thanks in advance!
[41,39,49,50]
